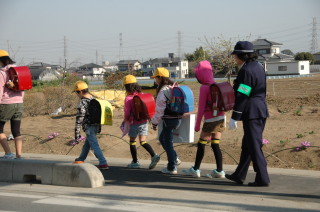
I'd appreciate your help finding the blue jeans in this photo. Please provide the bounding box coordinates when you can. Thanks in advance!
[159,118,181,171]
[78,125,107,165]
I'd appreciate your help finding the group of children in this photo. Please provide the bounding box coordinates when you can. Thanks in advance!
[73,62,226,178]
[1,41,270,186]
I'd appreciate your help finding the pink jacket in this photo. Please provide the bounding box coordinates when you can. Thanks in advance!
[0,64,24,104]
[194,61,224,132]
[124,92,147,125]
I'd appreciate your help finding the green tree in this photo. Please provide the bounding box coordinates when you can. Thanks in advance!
[295,52,315,64]
[204,35,237,82]
[184,46,210,62]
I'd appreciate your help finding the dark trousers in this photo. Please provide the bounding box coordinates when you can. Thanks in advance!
[159,118,181,171]
[233,118,270,184]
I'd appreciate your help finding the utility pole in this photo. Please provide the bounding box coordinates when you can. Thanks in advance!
[63,36,67,85]
[119,33,123,61]
[64,36,67,69]
[96,50,98,64]
[311,17,318,53]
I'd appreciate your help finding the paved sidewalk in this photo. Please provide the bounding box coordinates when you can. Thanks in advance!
[1,152,320,211]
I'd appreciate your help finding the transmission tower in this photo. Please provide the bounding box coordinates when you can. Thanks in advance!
[177,31,182,58]
[311,17,318,53]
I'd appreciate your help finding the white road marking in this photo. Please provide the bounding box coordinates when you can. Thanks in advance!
[34,195,222,212]
[0,192,48,199]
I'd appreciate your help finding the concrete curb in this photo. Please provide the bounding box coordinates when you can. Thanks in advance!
[0,159,104,188]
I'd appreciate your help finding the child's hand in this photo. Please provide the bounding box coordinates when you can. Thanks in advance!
[5,81,15,89]
[75,135,86,142]
[195,126,200,132]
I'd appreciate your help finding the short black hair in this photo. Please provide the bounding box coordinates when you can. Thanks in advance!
[79,88,89,94]
[236,52,258,62]
[0,56,15,66]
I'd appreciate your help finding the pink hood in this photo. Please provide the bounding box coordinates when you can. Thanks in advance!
[194,60,215,85]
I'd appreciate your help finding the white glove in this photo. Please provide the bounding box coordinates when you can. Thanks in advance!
[229,118,238,130]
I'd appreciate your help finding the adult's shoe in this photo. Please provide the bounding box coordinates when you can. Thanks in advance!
[248,182,270,187]
[225,174,244,184]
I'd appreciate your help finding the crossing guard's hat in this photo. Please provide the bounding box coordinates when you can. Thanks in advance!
[231,41,254,55]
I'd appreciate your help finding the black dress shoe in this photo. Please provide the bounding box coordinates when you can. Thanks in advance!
[225,174,244,185]
[248,182,270,187]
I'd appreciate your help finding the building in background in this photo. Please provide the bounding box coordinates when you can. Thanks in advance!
[141,53,188,78]
[28,62,62,81]
[253,39,310,75]
[77,63,106,80]
[116,60,141,72]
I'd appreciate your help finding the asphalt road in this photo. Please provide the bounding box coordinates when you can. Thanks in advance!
[0,153,319,212]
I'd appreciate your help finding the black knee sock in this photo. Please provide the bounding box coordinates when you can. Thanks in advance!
[194,140,207,170]
[130,141,138,163]
[141,141,155,157]
[211,142,223,172]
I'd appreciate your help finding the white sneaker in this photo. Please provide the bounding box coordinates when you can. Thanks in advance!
[127,161,140,168]
[211,169,225,178]
[161,168,177,175]
[2,153,15,159]
[175,158,181,166]
[182,167,201,178]
[149,154,160,169]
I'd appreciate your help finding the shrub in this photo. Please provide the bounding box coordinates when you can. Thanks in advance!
[24,86,78,116]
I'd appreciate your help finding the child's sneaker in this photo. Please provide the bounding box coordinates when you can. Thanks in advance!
[2,153,15,159]
[211,169,225,178]
[127,161,140,169]
[182,167,201,178]
[149,154,160,169]
[95,164,109,170]
[175,158,181,166]
[161,167,177,175]
[73,158,84,164]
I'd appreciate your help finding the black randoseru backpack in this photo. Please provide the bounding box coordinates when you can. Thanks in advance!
[88,99,102,125]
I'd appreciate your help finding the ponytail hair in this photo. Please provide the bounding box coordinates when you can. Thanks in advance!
[125,83,142,94]
[156,76,174,96]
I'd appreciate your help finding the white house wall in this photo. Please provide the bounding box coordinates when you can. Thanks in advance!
[266,61,310,75]
[92,68,106,75]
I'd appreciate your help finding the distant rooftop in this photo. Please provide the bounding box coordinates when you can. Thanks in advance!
[252,39,283,47]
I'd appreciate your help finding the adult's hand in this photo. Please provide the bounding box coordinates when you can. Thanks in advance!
[229,118,238,130]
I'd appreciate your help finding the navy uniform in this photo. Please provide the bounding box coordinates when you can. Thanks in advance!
[227,41,270,187]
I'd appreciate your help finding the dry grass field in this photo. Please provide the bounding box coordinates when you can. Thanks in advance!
[3,74,320,170]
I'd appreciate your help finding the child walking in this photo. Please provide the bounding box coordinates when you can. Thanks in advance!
[72,80,109,170]
[183,61,226,178]
[151,68,182,174]
[123,75,160,169]
[0,49,24,159]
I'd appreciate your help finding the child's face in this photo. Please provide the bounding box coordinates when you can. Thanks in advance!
[75,91,82,98]
[154,77,161,85]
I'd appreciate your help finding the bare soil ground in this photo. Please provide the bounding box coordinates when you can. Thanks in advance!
[3,74,320,170]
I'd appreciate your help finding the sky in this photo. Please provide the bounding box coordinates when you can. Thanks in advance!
[0,0,320,67]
